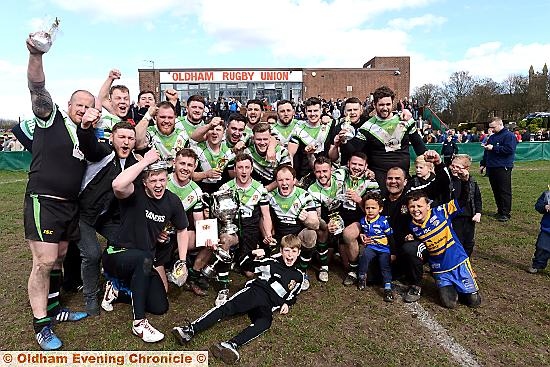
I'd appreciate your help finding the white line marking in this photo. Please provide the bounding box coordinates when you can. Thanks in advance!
[0,179,26,185]
[403,301,480,367]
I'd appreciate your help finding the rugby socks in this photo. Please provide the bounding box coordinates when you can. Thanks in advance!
[316,242,329,270]
[217,263,231,289]
[298,248,313,272]
[349,260,358,275]
[46,269,62,318]
[33,316,52,334]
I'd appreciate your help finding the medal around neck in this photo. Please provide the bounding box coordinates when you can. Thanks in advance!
[30,17,60,53]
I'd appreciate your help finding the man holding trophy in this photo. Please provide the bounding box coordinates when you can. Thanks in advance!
[330,152,379,286]
[214,154,273,304]
[24,24,93,350]
[307,157,345,283]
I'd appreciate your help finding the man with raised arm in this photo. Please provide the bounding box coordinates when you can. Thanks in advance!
[24,35,93,350]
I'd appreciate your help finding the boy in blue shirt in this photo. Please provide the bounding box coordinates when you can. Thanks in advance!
[406,190,482,308]
[527,188,550,273]
[356,191,395,302]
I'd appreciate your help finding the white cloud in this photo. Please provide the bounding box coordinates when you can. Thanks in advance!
[388,14,446,31]
[465,42,501,58]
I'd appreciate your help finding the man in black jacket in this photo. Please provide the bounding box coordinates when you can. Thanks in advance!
[76,121,139,315]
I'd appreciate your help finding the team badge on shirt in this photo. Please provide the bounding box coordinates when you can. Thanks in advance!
[288,280,297,290]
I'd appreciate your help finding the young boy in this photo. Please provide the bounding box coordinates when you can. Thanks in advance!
[355,191,395,302]
[406,190,481,309]
[449,154,482,257]
[409,154,449,207]
[527,188,550,273]
[172,234,304,364]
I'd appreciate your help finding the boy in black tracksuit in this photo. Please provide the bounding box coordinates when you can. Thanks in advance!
[172,234,304,364]
[449,155,482,257]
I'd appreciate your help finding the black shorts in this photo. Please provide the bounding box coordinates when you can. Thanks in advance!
[154,239,175,267]
[24,194,80,243]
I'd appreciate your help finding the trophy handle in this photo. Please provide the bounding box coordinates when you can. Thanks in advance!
[200,193,212,210]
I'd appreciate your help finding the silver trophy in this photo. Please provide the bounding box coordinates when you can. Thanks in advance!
[201,189,239,235]
[340,113,355,143]
[30,17,60,53]
[201,247,233,279]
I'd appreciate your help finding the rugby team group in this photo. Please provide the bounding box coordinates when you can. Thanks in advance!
[20,34,529,364]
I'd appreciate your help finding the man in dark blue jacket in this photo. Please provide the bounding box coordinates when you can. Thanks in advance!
[480,117,517,222]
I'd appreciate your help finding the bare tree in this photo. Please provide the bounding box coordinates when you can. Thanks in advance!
[442,71,476,124]
[412,83,444,111]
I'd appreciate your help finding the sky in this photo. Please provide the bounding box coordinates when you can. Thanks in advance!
[1,0,549,120]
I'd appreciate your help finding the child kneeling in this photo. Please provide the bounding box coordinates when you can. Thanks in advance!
[406,190,481,308]
[172,234,304,364]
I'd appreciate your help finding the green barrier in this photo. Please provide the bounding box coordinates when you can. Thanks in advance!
[410,142,550,162]
[0,151,32,171]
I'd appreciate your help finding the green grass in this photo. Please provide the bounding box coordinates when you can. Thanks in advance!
[0,161,549,367]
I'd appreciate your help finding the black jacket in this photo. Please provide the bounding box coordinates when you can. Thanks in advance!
[77,126,139,226]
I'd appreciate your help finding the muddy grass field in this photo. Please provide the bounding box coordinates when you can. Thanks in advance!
[0,161,549,366]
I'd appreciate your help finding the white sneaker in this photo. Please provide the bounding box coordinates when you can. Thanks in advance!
[318,269,329,283]
[210,341,240,364]
[301,275,310,291]
[215,289,229,307]
[101,281,118,312]
[132,319,164,343]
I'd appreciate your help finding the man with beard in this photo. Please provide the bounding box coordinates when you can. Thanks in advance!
[192,124,236,194]
[243,99,264,142]
[215,154,273,304]
[327,97,367,166]
[273,100,299,148]
[103,149,188,342]
[287,97,333,186]
[76,121,139,316]
[190,113,247,152]
[135,102,190,159]
[358,86,426,189]
[381,150,448,303]
[244,123,291,192]
[329,152,379,286]
[24,36,93,350]
[176,95,207,143]
[308,157,341,283]
[268,165,319,290]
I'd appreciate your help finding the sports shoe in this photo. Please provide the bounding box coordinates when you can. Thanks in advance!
[101,281,119,312]
[132,319,164,343]
[403,285,422,303]
[497,215,510,222]
[301,275,310,291]
[318,269,329,283]
[343,271,357,286]
[36,325,62,350]
[210,341,240,364]
[384,289,394,302]
[188,280,208,296]
[357,275,367,291]
[527,266,539,274]
[54,308,88,323]
[172,323,195,345]
[215,289,229,307]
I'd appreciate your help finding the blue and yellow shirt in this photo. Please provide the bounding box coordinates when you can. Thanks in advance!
[409,199,468,273]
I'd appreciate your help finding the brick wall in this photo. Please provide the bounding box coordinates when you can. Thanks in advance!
[138,56,411,104]
[138,69,160,102]
[304,56,410,101]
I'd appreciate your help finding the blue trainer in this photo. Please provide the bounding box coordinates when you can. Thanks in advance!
[36,326,62,350]
[55,308,88,323]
